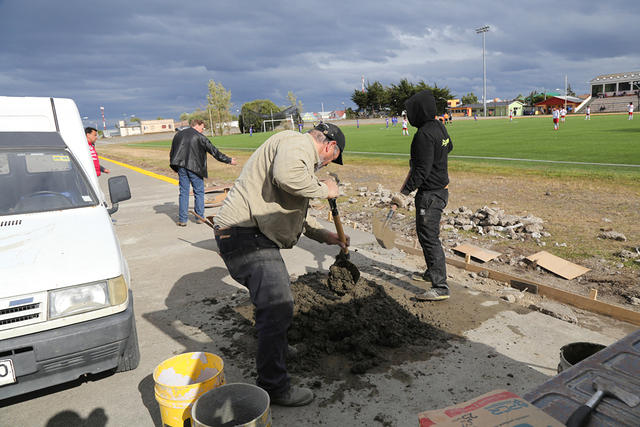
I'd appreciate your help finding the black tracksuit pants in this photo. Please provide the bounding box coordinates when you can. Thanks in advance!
[415,188,449,287]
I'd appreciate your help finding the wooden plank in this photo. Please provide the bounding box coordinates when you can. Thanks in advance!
[453,243,502,263]
[393,245,640,325]
[526,250,590,280]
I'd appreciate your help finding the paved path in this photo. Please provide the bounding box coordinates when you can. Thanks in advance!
[1,159,635,426]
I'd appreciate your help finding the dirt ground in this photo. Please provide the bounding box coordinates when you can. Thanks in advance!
[99,139,640,310]
[94,137,639,424]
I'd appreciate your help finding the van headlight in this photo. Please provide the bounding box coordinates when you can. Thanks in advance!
[49,276,128,319]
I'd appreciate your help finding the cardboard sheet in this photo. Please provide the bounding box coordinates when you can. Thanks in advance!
[526,250,590,280]
[418,389,565,427]
[453,243,501,263]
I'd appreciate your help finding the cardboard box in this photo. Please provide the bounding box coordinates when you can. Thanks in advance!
[418,390,565,426]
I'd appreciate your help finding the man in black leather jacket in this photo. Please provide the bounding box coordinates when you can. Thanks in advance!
[169,119,236,226]
[399,89,453,301]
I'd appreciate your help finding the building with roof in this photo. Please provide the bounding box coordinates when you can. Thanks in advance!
[590,71,640,97]
[449,100,524,117]
[117,120,142,136]
[140,119,174,134]
[534,96,583,114]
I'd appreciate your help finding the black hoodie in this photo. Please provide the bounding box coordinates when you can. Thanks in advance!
[400,90,453,195]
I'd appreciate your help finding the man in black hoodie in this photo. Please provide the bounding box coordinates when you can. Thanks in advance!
[399,90,453,301]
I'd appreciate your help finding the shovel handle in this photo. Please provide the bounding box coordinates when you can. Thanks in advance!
[189,210,215,229]
[328,198,348,254]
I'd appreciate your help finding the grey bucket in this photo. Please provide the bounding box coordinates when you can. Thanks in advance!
[191,383,271,427]
[557,342,606,374]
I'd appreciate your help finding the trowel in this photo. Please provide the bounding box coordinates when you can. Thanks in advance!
[372,203,398,249]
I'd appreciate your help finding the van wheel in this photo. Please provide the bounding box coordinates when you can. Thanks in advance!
[117,318,140,372]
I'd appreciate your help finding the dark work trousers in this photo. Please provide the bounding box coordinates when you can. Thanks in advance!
[215,227,293,397]
[415,188,449,287]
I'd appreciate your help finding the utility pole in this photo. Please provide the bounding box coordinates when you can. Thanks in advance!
[564,74,568,112]
[475,25,490,117]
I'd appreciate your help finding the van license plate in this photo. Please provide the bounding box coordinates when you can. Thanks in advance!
[0,359,16,386]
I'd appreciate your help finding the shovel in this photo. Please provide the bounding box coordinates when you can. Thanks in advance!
[189,210,215,229]
[372,203,398,249]
[328,197,360,283]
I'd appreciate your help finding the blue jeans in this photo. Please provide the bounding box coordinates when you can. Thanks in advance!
[177,167,204,223]
[415,189,449,287]
[215,227,293,396]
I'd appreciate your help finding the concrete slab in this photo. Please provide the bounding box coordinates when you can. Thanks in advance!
[1,158,636,427]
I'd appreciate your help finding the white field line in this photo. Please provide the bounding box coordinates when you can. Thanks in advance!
[133,144,640,168]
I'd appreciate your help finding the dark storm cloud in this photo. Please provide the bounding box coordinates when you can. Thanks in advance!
[1,0,638,123]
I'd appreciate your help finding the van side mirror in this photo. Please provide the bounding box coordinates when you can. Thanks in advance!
[107,175,131,215]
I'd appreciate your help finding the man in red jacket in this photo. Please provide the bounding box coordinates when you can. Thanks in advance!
[85,127,110,176]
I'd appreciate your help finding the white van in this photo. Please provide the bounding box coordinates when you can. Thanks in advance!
[0,96,139,399]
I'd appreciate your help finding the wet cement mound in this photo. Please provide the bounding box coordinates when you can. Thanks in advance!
[213,266,454,383]
[286,266,452,376]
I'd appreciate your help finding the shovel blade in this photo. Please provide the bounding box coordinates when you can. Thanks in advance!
[334,251,360,283]
[372,218,397,249]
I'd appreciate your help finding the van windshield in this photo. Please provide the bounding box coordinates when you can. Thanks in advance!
[0,149,98,216]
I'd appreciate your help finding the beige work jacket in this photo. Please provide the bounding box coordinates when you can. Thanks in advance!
[214,131,329,248]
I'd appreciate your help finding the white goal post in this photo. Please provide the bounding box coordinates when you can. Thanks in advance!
[262,115,295,132]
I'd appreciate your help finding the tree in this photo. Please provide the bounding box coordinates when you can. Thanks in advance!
[130,117,140,123]
[240,99,280,133]
[566,83,576,97]
[156,117,164,120]
[387,79,416,115]
[424,82,454,115]
[525,90,545,105]
[461,92,478,105]
[366,81,387,115]
[207,79,232,136]
[287,91,304,113]
[351,90,368,113]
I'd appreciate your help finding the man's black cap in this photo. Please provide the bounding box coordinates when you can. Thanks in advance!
[314,122,345,165]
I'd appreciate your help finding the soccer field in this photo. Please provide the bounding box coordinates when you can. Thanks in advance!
[131,114,639,170]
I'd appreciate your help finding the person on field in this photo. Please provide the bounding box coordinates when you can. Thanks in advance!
[560,107,567,122]
[552,107,560,130]
[402,116,409,135]
[85,127,110,176]
[214,123,349,406]
[628,102,634,120]
[399,89,453,301]
[585,105,591,120]
[169,119,237,227]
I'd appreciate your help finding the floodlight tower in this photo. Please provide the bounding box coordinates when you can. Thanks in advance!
[475,25,490,117]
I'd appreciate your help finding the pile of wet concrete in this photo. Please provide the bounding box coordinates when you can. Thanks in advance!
[216,266,453,379]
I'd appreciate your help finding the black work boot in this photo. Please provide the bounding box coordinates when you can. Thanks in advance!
[270,386,314,407]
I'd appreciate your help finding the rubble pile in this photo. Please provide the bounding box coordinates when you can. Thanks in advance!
[445,206,550,241]
[340,183,550,243]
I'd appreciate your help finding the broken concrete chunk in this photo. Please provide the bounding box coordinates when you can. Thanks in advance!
[501,294,517,303]
[599,231,627,241]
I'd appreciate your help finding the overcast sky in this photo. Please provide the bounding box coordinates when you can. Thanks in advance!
[2,0,638,126]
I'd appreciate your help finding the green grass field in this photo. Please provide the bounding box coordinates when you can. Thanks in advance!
[129,114,639,179]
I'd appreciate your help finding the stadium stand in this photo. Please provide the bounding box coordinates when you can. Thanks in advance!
[588,94,639,113]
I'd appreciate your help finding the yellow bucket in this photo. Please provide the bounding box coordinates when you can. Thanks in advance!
[153,352,225,427]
